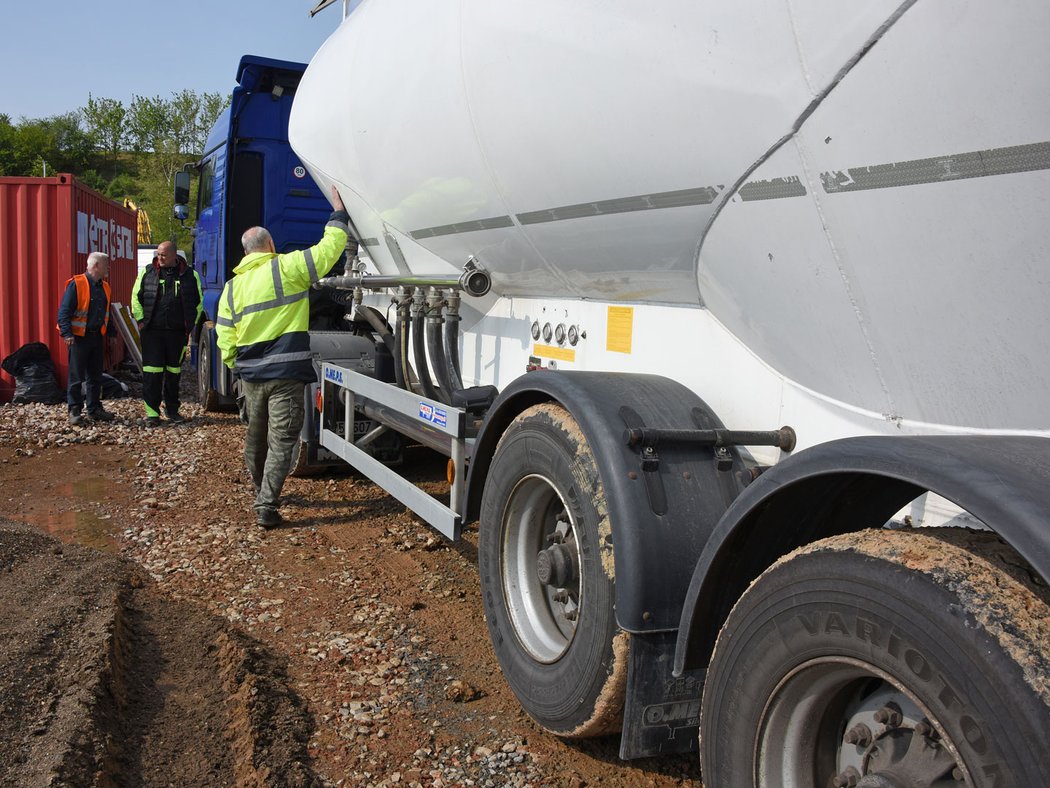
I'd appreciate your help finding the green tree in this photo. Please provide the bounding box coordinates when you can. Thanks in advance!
[127,94,168,155]
[126,90,227,247]
[82,95,126,178]
[0,115,16,175]
[41,112,94,173]
[8,119,55,176]
[0,113,98,177]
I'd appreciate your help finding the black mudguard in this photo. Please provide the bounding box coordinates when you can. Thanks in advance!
[466,370,748,634]
[674,434,1050,675]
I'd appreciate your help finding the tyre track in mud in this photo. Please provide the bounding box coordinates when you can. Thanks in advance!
[0,519,317,787]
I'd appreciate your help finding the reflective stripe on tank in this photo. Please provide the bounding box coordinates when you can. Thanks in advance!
[406,139,1050,236]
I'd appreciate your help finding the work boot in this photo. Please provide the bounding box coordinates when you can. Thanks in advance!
[256,508,284,528]
[145,416,162,428]
[166,412,187,424]
[88,408,115,422]
[69,412,84,426]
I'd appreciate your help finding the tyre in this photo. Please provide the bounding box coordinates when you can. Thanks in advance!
[197,323,221,411]
[478,403,627,737]
[700,528,1050,787]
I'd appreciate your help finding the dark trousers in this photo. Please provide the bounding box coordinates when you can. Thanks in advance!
[242,378,306,515]
[67,332,104,415]
[141,329,187,417]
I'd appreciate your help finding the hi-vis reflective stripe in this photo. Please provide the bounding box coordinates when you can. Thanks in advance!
[235,351,313,368]
[223,272,309,327]
[271,258,284,301]
[304,248,317,283]
[237,290,310,321]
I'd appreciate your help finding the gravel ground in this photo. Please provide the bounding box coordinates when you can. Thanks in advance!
[0,390,703,787]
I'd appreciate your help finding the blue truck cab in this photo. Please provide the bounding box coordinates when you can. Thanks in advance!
[180,55,333,407]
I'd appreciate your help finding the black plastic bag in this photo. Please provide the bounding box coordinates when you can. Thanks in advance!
[3,343,64,404]
[12,360,64,404]
[2,341,52,376]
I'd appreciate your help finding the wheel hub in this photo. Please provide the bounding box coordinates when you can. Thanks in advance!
[757,659,967,788]
[499,475,582,663]
[834,700,961,787]
[536,543,575,588]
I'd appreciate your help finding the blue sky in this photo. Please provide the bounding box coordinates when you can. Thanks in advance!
[2,1,350,120]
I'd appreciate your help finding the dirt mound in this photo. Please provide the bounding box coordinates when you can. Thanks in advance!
[0,519,316,787]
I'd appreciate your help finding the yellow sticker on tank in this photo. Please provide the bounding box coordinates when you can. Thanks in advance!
[606,306,634,354]
[533,344,576,363]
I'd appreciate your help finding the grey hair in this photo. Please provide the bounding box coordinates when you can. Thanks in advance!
[241,226,273,254]
[86,252,110,269]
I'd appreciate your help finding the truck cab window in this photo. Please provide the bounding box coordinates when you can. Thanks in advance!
[197,158,216,216]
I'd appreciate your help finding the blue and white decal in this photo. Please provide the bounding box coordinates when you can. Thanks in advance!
[419,402,447,428]
[324,366,345,385]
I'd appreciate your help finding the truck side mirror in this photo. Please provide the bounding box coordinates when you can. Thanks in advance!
[173,171,191,209]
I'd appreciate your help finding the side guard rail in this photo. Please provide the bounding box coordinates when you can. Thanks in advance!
[319,363,471,540]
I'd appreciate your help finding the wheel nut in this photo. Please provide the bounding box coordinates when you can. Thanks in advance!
[844,723,873,747]
[565,609,578,621]
[552,589,569,603]
[873,702,903,728]
[832,766,861,787]
[914,719,937,740]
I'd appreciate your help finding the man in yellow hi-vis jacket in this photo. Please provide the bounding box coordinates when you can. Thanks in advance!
[216,186,349,527]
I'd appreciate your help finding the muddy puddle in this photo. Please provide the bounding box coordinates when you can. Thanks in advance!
[8,445,132,554]
[36,508,118,552]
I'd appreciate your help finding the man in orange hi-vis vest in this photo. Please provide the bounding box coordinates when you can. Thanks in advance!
[56,251,116,426]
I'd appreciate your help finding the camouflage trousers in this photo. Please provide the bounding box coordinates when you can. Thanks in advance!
[240,378,306,517]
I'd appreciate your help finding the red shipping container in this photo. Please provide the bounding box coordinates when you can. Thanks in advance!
[0,174,138,402]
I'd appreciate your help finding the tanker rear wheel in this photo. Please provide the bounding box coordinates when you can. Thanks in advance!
[700,528,1050,787]
[479,403,627,737]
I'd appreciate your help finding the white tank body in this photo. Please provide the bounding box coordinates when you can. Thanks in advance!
[290,0,1050,436]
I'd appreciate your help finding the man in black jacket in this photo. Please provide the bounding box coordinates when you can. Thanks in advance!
[131,241,203,426]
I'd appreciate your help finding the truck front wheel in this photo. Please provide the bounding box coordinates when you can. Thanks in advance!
[700,528,1050,787]
[479,403,627,737]
[197,323,221,411]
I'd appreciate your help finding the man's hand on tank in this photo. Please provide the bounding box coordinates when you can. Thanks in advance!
[330,185,345,212]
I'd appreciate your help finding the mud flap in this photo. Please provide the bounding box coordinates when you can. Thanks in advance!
[619,631,704,760]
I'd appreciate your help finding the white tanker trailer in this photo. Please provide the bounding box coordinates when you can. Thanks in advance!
[288,1,1050,783]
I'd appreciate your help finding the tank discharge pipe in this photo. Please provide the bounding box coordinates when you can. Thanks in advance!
[443,290,464,391]
[426,288,460,404]
[315,256,492,297]
[393,287,418,393]
[411,289,446,404]
[353,301,397,358]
